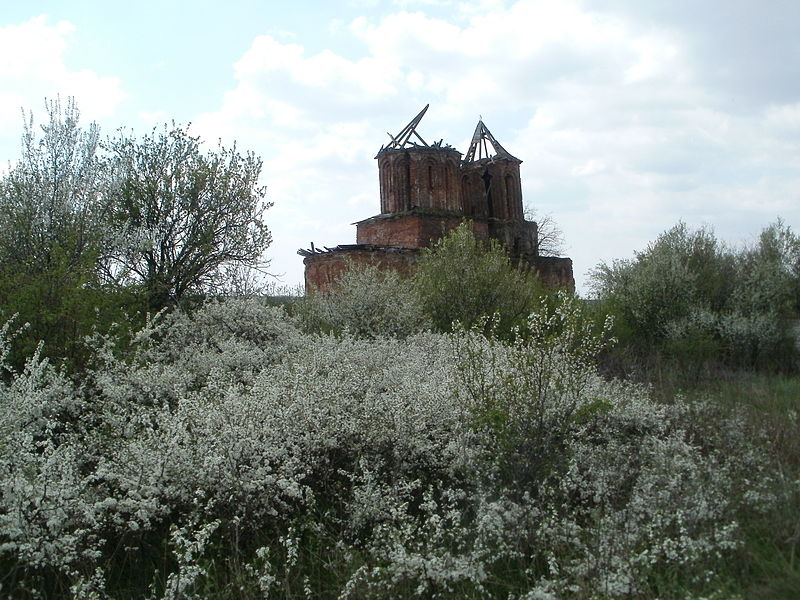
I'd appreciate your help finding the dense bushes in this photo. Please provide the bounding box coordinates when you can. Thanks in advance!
[0,99,271,373]
[591,221,800,374]
[414,223,546,335]
[298,265,429,338]
[0,296,779,598]
[302,223,546,339]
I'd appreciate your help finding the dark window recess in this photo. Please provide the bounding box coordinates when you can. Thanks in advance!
[482,169,493,217]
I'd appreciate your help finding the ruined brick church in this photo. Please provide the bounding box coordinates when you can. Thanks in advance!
[300,106,574,292]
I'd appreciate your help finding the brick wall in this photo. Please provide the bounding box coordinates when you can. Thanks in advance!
[528,256,575,292]
[356,212,490,248]
[377,147,462,214]
[303,244,575,294]
[303,247,422,293]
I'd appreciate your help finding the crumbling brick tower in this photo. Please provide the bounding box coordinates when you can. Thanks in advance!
[300,105,574,292]
[459,120,538,256]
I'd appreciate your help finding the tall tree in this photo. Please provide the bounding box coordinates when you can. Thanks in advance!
[0,97,105,277]
[0,97,109,368]
[104,124,272,310]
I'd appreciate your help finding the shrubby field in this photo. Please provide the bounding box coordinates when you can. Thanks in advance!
[2,101,799,598]
[0,288,795,599]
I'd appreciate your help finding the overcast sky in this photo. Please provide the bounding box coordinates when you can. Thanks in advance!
[2,0,799,294]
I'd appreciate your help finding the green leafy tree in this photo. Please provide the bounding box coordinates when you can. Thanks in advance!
[0,97,105,274]
[104,124,272,310]
[413,223,545,335]
[733,218,800,317]
[0,97,115,369]
[591,220,799,372]
[591,222,735,345]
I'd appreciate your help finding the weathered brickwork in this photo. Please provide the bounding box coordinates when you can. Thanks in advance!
[300,108,575,293]
[356,212,489,248]
[460,158,525,221]
[303,247,421,293]
[531,256,575,290]
[378,147,462,214]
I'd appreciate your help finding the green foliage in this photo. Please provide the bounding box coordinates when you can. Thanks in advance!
[591,220,800,374]
[655,372,800,599]
[0,100,275,371]
[0,298,787,598]
[298,224,552,341]
[413,223,546,336]
[299,263,429,338]
[0,97,105,277]
[456,292,616,488]
[592,223,730,343]
[0,98,139,371]
[733,218,800,317]
[104,123,272,311]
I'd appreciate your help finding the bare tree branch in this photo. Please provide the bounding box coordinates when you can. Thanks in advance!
[525,207,566,257]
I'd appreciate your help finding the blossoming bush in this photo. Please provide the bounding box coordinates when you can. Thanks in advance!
[298,264,429,338]
[0,296,777,598]
[591,221,800,374]
[413,223,545,336]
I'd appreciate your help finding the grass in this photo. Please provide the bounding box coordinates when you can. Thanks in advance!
[705,373,800,599]
[600,343,800,598]
[650,369,800,599]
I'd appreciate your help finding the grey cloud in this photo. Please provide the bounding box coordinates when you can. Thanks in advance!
[583,0,800,108]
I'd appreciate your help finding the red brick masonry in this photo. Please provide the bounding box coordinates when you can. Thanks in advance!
[302,243,573,294]
[299,117,575,293]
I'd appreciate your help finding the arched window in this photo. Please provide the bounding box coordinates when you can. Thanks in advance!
[401,153,411,211]
[379,159,390,212]
[461,175,472,215]
[505,174,515,219]
[482,169,493,218]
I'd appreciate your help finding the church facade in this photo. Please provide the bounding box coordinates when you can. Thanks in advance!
[299,106,574,292]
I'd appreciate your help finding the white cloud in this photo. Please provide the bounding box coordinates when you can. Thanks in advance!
[232,33,398,111]
[624,38,679,83]
[192,0,800,293]
[137,110,170,126]
[764,103,800,135]
[0,16,74,79]
[0,15,126,162]
[572,159,607,177]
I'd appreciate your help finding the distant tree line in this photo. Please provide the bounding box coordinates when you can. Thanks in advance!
[591,220,800,375]
[302,219,800,377]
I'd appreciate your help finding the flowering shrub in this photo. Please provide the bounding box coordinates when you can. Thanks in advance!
[298,263,430,338]
[0,296,778,598]
[591,221,800,372]
[414,223,545,336]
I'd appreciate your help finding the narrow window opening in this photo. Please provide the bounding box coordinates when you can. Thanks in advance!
[505,175,514,219]
[482,169,493,217]
[403,155,411,211]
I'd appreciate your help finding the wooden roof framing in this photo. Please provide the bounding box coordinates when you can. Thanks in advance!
[463,120,520,163]
[379,104,430,151]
